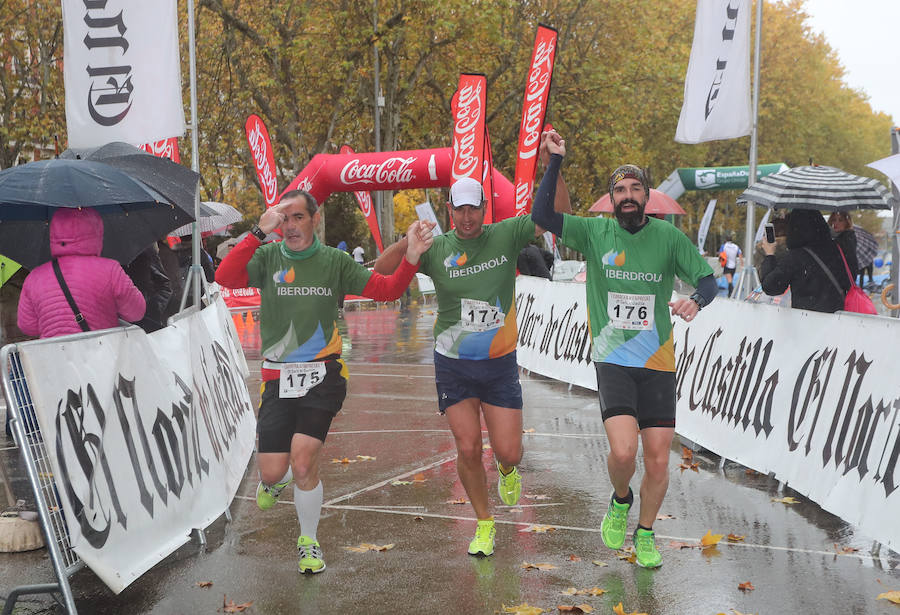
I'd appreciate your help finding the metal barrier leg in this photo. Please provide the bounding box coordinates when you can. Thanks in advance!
[2,583,66,615]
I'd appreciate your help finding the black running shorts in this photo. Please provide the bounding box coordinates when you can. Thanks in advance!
[433,351,523,414]
[257,359,347,451]
[594,362,676,429]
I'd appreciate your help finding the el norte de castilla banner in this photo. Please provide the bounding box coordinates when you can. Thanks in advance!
[514,276,900,552]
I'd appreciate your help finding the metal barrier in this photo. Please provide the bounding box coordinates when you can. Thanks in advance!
[1,344,81,615]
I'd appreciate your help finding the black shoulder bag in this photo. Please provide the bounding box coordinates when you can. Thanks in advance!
[52,259,90,332]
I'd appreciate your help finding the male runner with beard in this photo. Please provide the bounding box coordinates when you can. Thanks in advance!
[532,131,717,568]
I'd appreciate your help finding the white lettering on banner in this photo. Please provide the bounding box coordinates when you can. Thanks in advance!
[452,81,483,180]
[17,296,255,592]
[520,38,555,156]
[447,255,508,279]
[604,269,663,283]
[297,177,313,192]
[339,157,416,186]
[277,286,333,297]
[356,190,373,216]
[247,120,278,205]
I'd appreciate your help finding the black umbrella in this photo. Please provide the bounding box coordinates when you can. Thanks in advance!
[0,158,195,269]
[736,165,895,211]
[60,141,200,213]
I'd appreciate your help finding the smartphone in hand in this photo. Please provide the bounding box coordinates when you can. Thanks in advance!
[764,223,775,243]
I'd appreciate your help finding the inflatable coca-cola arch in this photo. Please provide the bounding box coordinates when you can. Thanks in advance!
[281,147,517,222]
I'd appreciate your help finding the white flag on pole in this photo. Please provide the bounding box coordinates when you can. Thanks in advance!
[675,0,752,144]
[697,199,717,253]
[754,208,772,243]
[62,0,185,148]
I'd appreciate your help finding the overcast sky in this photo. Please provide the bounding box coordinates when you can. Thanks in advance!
[800,0,899,126]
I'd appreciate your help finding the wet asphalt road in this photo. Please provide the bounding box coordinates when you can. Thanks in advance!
[1,302,899,615]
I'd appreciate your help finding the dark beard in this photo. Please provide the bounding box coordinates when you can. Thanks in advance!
[614,198,646,231]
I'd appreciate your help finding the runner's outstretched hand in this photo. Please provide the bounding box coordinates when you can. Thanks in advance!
[668,297,699,322]
[540,129,566,162]
[405,220,435,264]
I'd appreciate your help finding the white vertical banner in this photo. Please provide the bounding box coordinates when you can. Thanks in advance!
[697,199,717,253]
[675,0,752,144]
[754,207,772,242]
[62,0,186,148]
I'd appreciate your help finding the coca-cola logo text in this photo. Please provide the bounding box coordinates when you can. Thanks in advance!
[452,81,484,180]
[340,156,416,186]
[355,191,373,217]
[247,121,278,205]
[520,38,555,157]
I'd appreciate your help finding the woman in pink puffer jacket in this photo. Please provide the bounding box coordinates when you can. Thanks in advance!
[17,208,146,338]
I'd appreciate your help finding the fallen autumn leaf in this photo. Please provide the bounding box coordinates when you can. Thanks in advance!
[591,560,609,567]
[738,581,755,591]
[221,595,254,613]
[771,496,800,504]
[727,534,745,542]
[521,561,558,570]
[446,498,469,505]
[656,514,676,520]
[195,581,213,588]
[343,543,395,552]
[501,603,546,615]
[356,455,376,461]
[557,604,593,613]
[520,524,556,533]
[611,602,648,615]
[331,457,355,464]
[700,530,724,547]
[876,590,900,604]
[681,446,694,461]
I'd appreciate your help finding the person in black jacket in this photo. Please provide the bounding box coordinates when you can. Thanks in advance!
[760,209,848,313]
[828,211,858,279]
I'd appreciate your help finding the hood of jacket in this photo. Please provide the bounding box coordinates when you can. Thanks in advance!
[50,208,104,258]
[786,209,832,250]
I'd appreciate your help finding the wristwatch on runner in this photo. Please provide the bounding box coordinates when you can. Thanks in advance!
[689,291,707,310]
[250,225,267,242]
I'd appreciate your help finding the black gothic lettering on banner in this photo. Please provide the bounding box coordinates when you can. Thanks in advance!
[83,1,133,125]
[515,291,591,366]
[49,339,253,547]
[704,1,741,119]
[676,326,900,500]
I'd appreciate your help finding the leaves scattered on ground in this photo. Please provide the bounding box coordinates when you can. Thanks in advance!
[591,560,609,567]
[701,530,724,548]
[727,534,745,542]
[520,524,556,533]
[668,540,701,550]
[331,457,356,464]
[523,428,536,433]
[220,595,253,613]
[681,446,693,461]
[521,561,558,571]
[524,494,551,500]
[446,498,469,505]
[356,455,376,461]
[344,543,395,552]
[413,516,423,521]
[612,602,648,615]
[567,554,581,562]
[876,590,900,604]
[561,587,606,597]
[771,496,800,505]
[738,581,755,592]
[615,547,636,563]
[679,462,700,473]
[656,514,676,520]
[833,543,859,554]
[195,581,213,589]
[501,603,545,614]
[557,604,593,613]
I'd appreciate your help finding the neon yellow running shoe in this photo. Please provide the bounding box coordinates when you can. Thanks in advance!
[297,535,326,573]
[256,478,291,511]
[600,494,631,550]
[633,528,662,568]
[467,519,496,556]
[496,461,522,506]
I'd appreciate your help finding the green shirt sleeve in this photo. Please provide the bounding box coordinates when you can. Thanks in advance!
[672,227,714,286]
[560,214,592,254]
[340,250,373,295]
[512,214,537,248]
[246,244,268,288]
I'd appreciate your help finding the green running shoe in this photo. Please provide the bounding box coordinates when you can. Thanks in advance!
[256,478,291,511]
[297,535,326,573]
[633,527,662,568]
[467,519,496,556]
[496,461,522,506]
[600,494,631,550]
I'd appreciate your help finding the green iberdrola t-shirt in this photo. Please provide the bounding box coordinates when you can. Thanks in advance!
[418,215,536,360]
[561,216,713,371]
[246,238,371,362]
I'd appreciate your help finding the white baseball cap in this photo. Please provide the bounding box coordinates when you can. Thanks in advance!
[449,177,485,208]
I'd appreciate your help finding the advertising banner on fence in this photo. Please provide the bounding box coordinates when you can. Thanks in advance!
[514,276,595,390]
[17,296,256,592]
[513,25,557,217]
[62,0,185,148]
[673,300,900,552]
[514,280,900,551]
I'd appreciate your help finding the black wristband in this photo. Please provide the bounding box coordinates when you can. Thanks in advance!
[689,291,707,310]
[250,225,267,242]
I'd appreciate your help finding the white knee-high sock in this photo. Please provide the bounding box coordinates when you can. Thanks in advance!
[260,466,292,488]
[294,481,323,541]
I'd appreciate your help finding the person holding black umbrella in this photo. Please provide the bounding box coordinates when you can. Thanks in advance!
[17,208,145,338]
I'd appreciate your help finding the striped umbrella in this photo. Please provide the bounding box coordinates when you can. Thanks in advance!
[736,165,895,211]
[169,201,243,236]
